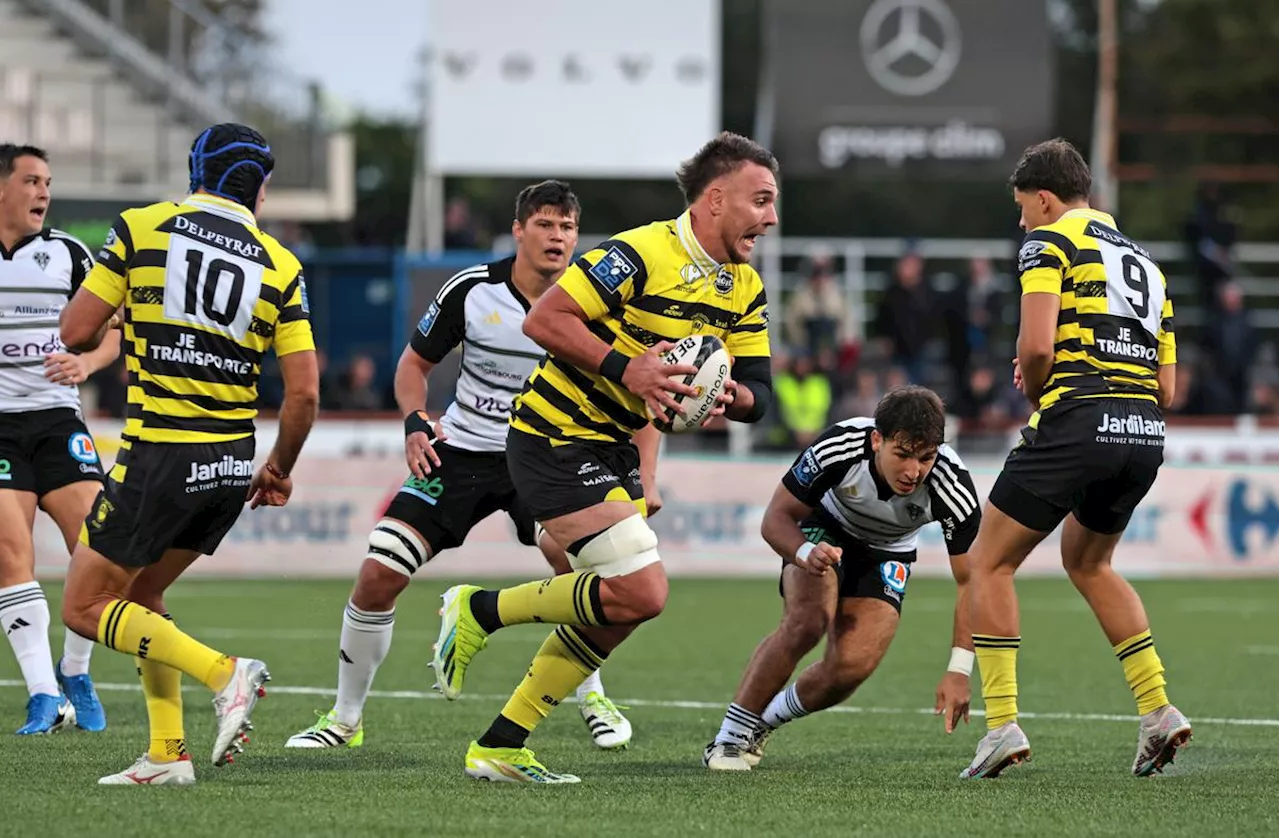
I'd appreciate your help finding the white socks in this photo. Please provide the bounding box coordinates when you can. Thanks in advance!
[762,683,810,729]
[60,630,96,678]
[334,600,394,727]
[714,702,764,746]
[0,582,57,697]
[575,668,605,701]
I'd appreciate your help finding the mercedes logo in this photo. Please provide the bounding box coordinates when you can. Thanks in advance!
[860,0,962,97]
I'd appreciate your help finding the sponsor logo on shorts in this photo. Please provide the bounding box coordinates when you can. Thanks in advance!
[578,462,600,475]
[185,456,253,492]
[67,432,99,464]
[398,474,445,506]
[0,459,10,481]
[1095,410,1166,446]
[583,473,619,487]
[791,450,821,487]
[880,560,909,601]
[90,496,115,530]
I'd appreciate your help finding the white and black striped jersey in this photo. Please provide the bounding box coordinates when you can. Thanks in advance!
[0,229,94,413]
[781,417,981,557]
[409,257,544,451]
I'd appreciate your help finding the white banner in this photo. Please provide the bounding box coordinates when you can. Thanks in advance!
[426,0,720,177]
[33,425,1278,580]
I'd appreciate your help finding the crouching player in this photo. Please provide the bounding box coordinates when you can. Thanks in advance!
[705,386,981,770]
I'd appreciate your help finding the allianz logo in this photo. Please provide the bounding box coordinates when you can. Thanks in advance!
[187,456,254,483]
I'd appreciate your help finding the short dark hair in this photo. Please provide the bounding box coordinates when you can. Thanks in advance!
[0,144,48,178]
[676,131,778,203]
[1008,138,1092,203]
[874,385,946,453]
[514,179,580,225]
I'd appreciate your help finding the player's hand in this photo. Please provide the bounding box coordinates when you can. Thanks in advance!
[1011,357,1024,392]
[621,342,699,420]
[247,463,293,509]
[406,424,446,479]
[798,542,842,576]
[934,671,971,734]
[643,479,664,517]
[703,376,736,426]
[108,309,124,330]
[43,353,92,386]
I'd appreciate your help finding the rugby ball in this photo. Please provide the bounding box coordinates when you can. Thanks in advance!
[647,334,732,434]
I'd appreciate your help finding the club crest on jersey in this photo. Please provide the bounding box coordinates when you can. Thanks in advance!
[67,432,99,464]
[589,247,637,293]
[792,450,821,487]
[714,268,734,295]
[880,560,909,594]
[33,251,50,271]
[417,302,440,336]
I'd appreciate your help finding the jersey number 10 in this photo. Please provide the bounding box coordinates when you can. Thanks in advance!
[163,238,265,340]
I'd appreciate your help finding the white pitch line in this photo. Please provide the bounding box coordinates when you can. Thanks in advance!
[1,680,1275,727]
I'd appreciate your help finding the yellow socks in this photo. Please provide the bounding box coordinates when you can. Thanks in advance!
[1114,630,1168,715]
[498,626,608,734]
[136,612,185,763]
[974,634,1021,729]
[495,572,607,627]
[99,600,235,691]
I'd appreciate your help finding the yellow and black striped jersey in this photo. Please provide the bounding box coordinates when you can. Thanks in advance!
[1017,207,1175,417]
[511,210,771,443]
[82,192,314,446]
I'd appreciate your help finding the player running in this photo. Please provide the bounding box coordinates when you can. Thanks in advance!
[704,386,981,770]
[430,132,778,783]
[285,181,652,752]
[0,144,116,734]
[961,138,1190,779]
[57,123,320,785]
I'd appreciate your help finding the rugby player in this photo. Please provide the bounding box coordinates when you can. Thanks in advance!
[704,386,981,770]
[57,123,320,785]
[0,144,115,734]
[285,181,653,752]
[430,131,778,783]
[961,138,1190,779]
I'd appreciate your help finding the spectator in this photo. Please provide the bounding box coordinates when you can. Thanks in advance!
[839,367,882,420]
[1248,381,1278,416]
[942,254,1007,392]
[331,354,386,411]
[1201,281,1255,414]
[784,252,857,360]
[773,351,832,449]
[873,248,935,384]
[950,363,1015,431]
[443,196,479,250]
[1183,182,1237,313]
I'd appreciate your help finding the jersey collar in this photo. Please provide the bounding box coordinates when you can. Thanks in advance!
[182,192,258,227]
[674,210,722,280]
[1061,207,1117,227]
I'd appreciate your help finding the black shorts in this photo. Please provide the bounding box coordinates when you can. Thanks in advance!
[506,428,644,522]
[991,398,1165,534]
[0,408,104,496]
[381,442,537,561]
[779,507,916,613]
[82,438,254,567]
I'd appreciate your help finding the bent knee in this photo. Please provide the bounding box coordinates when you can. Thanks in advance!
[573,514,660,580]
[628,576,669,622]
[778,614,828,656]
